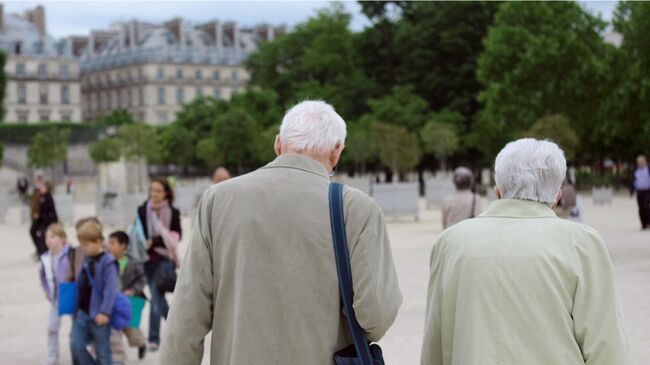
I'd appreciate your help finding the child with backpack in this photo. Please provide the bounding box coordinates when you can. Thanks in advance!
[108,230,148,362]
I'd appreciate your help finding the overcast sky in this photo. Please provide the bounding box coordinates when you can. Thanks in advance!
[1,1,618,39]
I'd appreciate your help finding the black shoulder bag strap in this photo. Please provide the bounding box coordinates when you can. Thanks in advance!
[329,182,374,365]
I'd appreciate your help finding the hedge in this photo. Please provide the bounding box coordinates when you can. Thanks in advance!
[0,122,102,144]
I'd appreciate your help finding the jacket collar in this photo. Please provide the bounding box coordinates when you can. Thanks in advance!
[40,243,72,261]
[263,154,330,180]
[478,199,558,219]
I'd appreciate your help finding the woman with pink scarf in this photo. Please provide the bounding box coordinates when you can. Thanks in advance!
[137,177,182,352]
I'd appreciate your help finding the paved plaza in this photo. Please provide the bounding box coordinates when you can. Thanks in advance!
[0,194,648,364]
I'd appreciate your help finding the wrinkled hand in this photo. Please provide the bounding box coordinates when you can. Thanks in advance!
[95,313,109,326]
[147,239,153,249]
[123,289,134,296]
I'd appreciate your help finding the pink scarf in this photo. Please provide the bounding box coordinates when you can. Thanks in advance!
[146,199,172,238]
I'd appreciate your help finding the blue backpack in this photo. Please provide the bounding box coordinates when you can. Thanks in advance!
[84,263,132,330]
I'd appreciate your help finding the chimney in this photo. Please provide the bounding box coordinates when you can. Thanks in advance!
[224,22,240,54]
[119,26,126,50]
[71,36,89,57]
[129,21,137,49]
[27,5,46,37]
[199,20,223,52]
[164,18,183,45]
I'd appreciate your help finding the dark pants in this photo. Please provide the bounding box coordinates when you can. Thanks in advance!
[145,259,173,345]
[70,310,112,365]
[637,189,650,228]
[30,221,47,256]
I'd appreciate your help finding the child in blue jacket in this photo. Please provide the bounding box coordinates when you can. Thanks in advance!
[70,218,119,365]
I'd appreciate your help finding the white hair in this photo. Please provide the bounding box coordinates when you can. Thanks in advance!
[279,100,347,156]
[494,138,567,206]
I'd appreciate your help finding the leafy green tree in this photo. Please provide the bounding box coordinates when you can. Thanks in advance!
[89,138,121,164]
[256,124,280,165]
[609,1,650,161]
[476,1,609,160]
[173,97,224,134]
[343,122,373,175]
[117,124,158,162]
[420,111,462,171]
[97,110,137,128]
[523,115,579,159]
[229,89,283,129]
[246,4,375,119]
[157,125,196,167]
[370,122,421,179]
[395,2,499,119]
[198,108,261,173]
[27,129,70,175]
[363,86,430,132]
[0,51,7,121]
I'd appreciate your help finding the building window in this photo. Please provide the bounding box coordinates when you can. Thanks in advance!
[39,84,48,104]
[61,85,70,105]
[158,87,166,105]
[62,114,71,122]
[17,113,28,122]
[195,69,202,80]
[196,88,203,98]
[176,69,183,80]
[40,113,50,122]
[17,84,26,104]
[128,89,132,107]
[176,88,184,104]
[16,63,25,78]
[59,65,70,79]
[139,88,144,106]
[139,68,144,81]
[231,70,238,81]
[38,64,47,79]
[107,93,112,109]
[213,70,220,80]
[157,68,164,81]
[213,88,221,100]
[128,70,133,82]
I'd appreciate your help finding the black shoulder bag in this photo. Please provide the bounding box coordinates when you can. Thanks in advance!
[329,182,385,365]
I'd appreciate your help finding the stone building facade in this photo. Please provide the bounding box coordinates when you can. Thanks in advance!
[0,4,82,123]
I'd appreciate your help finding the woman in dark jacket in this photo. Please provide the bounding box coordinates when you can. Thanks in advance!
[138,177,181,351]
[35,180,59,255]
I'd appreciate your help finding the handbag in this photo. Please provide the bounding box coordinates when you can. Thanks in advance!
[84,263,133,330]
[329,182,385,365]
[58,248,78,316]
[128,216,150,264]
[153,261,177,293]
[128,296,146,328]
[58,282,77,315]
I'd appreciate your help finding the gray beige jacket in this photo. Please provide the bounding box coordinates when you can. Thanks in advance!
[422,199,631,365]
[161,154,402,365]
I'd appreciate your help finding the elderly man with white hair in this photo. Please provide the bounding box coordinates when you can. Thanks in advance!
[161,100,402,364]
[421,138,631,365]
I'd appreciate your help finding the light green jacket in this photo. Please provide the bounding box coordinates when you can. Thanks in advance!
[161,154,402,365]
[422,199,631,365]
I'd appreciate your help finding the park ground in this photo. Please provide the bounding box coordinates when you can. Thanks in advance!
[0,193,648,364]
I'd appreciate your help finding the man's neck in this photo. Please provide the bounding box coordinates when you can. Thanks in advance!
[282,152,331,173]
